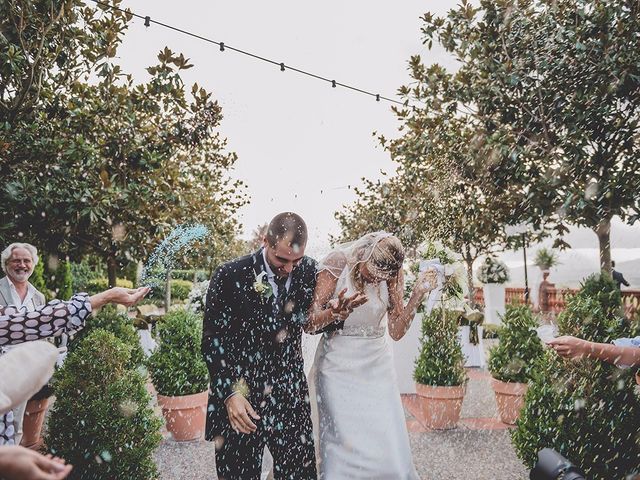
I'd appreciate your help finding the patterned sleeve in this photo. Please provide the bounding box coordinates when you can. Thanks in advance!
[0,293,92,347]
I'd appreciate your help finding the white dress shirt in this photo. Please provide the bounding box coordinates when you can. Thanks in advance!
[7,278,37,312]
[261,248,292,296]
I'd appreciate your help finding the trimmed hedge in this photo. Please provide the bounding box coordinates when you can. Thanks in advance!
[147,308,209,397]
[512,275,640,479]
[487,305,544,383]
[67,305,145,369]
[86,277,134,294]
[414,308,466,386]
[46,330,162,479]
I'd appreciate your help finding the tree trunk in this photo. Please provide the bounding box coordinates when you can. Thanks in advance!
[107,255,118,288]
[595,217,612,276]
[464,247,476,307]
[164,270,172,312]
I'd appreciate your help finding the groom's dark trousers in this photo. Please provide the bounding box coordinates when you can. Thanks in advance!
[202,250,330,480]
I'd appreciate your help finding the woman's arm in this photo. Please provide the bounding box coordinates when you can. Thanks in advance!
[549,336,640,367]
[304,270,367,334]
[0,287,149,347]
[387,269,436,341]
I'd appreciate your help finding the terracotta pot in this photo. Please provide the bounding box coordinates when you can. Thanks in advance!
[414,383,465,430]
[21,397,51,448]
[156,391,207,441]
[491,378,528,425]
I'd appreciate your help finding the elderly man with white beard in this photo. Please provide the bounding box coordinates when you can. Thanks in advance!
[0,243,47,446]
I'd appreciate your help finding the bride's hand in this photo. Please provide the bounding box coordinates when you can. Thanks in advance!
[415,269,438,295]
[328,288,368,321]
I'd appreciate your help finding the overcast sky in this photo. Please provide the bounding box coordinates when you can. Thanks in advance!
[115,1,638,258]
[115,0,458,252]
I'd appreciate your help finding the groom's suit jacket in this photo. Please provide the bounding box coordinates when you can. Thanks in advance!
[202,248,334,440]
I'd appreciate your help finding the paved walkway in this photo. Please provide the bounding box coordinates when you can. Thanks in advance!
[155,367,529,479]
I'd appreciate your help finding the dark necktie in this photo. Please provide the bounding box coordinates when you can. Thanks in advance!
[274,276,288,318]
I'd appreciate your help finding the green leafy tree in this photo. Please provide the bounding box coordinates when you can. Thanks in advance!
[0,1,247,286]
[403,0,640,274]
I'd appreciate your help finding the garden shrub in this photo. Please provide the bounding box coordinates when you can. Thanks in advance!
[488,305,544,383]
[67,305,145,369]
[86,277,134,294]
[46,330,162,480]
[55,260,73,300]
[414,308,466,386]
[512,275,640,479]
[147,308,209,397]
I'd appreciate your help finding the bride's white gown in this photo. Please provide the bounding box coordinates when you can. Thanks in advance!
[308,267,420,479]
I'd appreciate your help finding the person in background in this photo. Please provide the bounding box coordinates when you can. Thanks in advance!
[612,261,630,290]
[0,242,47,446]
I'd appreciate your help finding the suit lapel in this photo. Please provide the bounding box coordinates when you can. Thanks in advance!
[0,277,12,306]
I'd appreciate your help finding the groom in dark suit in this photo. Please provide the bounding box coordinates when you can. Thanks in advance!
[203,212,343,479]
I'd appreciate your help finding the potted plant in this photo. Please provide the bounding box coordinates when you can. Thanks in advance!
[21,383,54,449]
[147,308,209,441]
[487,305,544,424]
[534,247,559,273]
[477,256,510,325]
[413,307,467,429]
[46,329,161,479]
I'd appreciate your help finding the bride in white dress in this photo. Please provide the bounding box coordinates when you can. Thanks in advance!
[304,232,437,479]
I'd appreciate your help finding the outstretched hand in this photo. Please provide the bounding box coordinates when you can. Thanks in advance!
[328,288,368,321]
[0,445,72,480]
[89,287,150,310]
[547,336,590,360]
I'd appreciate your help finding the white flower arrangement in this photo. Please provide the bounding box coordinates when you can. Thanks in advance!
[185,280,210,314]
[476,256,510,284]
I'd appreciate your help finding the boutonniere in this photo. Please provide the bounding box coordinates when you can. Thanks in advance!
[253,271,273,301]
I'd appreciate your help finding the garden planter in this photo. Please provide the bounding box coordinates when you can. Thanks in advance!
[414,383,465,430]
[156,390,207,441]
[491,378,527,424]
[483,283,505,325]
[21,397,51,448]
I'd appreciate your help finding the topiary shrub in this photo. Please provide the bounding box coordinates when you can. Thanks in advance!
[67,305,145,369]
[147,308,209,397]
[86,277,134,294]
[55,260,73,300]
[488,305,544,383]
[512,275,640,479]
[414,308,466,386]
[46,329,162,480]
[30,259,49,299]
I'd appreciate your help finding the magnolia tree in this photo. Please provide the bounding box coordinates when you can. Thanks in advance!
[404,0,640,274]
[0,0,246,285]
[338,112,519,301]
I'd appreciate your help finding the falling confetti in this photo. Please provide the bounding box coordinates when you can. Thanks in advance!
[140,224,210,290]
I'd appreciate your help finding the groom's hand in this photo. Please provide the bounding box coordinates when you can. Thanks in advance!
[225,394,260,434]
